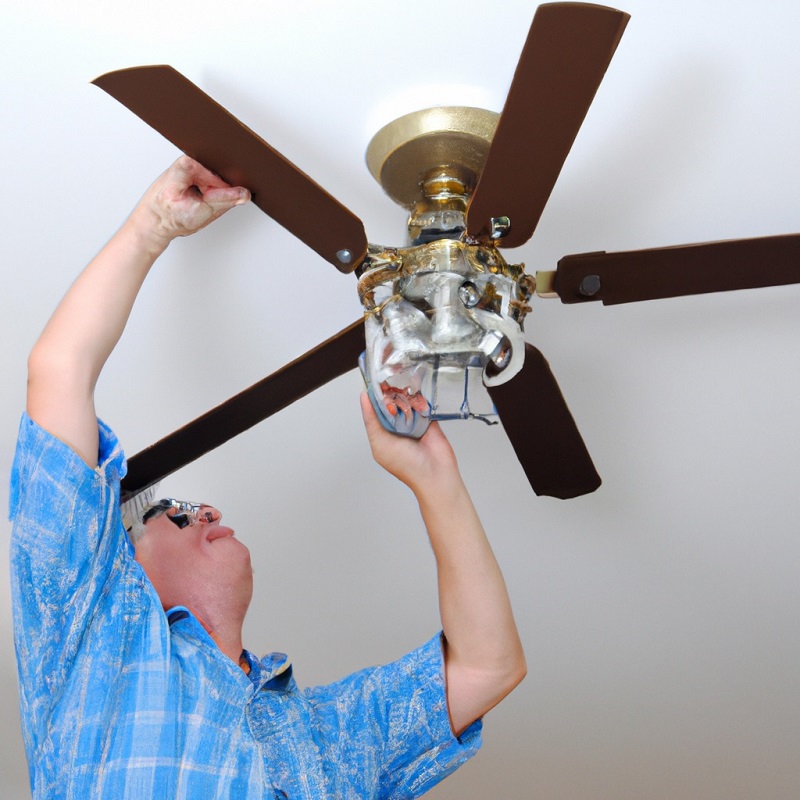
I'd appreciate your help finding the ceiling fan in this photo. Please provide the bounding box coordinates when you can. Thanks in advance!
[96,2,800,504]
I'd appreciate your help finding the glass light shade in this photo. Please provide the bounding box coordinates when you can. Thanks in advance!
[358,239,531,438]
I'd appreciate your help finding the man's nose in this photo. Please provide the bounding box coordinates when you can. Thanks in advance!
[198,505,221,524]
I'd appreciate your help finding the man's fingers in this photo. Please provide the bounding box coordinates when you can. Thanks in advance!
[359,393,382,442]
[170,156,250,205]
[172,154,221,188]
[202,185,251,208]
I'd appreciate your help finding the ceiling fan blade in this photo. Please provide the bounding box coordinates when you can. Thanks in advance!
[120,320,365,502]
[467,3,629,248]
[554,233,800,305]
[93,65,367,273]
[486,344,601,499]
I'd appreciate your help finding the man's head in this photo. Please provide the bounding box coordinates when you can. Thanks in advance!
[126,496,254,622]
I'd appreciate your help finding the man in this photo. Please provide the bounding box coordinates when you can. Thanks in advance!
[10,156,526,799]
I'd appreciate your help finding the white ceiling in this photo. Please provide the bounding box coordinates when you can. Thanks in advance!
[3,1,800,797]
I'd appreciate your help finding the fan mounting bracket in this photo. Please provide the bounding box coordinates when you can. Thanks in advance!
[366,107,499,210]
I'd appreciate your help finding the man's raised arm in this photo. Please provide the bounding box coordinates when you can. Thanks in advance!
[26,156,250,466]
[360,394,527,736]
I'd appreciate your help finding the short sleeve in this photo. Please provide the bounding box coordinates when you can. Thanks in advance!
[303,633,482,799]
[9,413,131,714]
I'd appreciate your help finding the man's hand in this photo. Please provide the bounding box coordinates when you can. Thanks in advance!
[131,156,251,255]
[359,393,459,497]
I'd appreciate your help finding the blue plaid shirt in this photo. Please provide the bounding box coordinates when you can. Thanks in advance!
[9,414,481,799]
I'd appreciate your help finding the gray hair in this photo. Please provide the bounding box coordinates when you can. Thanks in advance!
[120,483,160,544]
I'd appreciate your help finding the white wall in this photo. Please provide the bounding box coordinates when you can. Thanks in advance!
[2,1,800,797]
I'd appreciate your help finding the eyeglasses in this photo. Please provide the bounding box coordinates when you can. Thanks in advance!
[141,498,213,529]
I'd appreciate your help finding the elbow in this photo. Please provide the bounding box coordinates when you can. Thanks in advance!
[26,342,95,422]
[27,339,65,387]
[479,643,528,705]
[500,647,527,698]
[26,344,54,406]
[27,341,93,397]
[444,642,527,736]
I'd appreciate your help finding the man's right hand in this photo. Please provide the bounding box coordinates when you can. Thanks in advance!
[130,155,251,257]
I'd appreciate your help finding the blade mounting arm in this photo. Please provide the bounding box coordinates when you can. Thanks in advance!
[554,234,800,305]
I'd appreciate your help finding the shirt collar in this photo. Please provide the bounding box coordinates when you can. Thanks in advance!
[167,607,294,691]
[243,650,294,691]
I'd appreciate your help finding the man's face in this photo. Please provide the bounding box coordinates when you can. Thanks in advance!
[133,500,253,617]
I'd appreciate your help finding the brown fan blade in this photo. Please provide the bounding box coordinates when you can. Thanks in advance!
[486,344,601,499]
[554,233,800,305]
[93,65,367,273]
[120,320,365,502]
[467,3,629,248]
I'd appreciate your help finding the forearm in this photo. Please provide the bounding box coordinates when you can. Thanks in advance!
[31,208,165,391]
[359,396,526,734]
[27,207,168,463]
[414,472,526,735]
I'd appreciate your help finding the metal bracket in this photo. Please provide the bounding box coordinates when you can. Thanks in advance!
[534,270,559,298]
